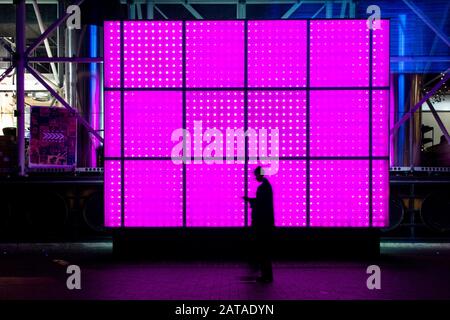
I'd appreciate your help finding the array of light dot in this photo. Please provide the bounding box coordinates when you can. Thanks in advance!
[310,20,369,87]
[104,160,122,227]
[186,91,244,160]
[123,21,183,88]
[186,21,244,88]
[248,160,307,227]
[372,20,390,87]
[310,160,369,227]
[186,164,245,227]
[248,91,307,158]
[104,20,390,228]
[248,20,307,87]
[124,91,182,158]
[104,91,121,157]
[104,21,121,88]
[124,160,183,227]
[310,90,369,157]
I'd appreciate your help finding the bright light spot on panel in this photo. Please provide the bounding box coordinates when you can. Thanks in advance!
[123,21,183,88]
[104,21,121,88]
[105,160,122,227]
[186,164,245,227]
[372,160,389,227]
[124,91,182,158]
[310,20,369,87]
[310,90,369,157]
[248,20,307,87]
[373,90,389,157]
[186,91,244,159]
[248,161,307,227]
[248,91,306,158]
[372,20,390,87]
[310,160,369,227]
[124,160,183,227]
[104,91,121,157]
[186,21,244,88]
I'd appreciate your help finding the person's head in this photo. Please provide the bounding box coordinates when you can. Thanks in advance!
[254,166,265,182]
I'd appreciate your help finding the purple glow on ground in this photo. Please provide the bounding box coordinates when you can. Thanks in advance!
[124,160,183,227]
[310,160,369,227]
[248,161,307,227]
[248,91,306,158]
[310,90,369,157]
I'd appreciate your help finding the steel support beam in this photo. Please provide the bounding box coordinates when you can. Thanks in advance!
[155,5,168,19]
[390,71,450,136]
[16,0,26,176]
[0,37,15,56]
[26,0,85,56]
[325,1,332,18]
[237,0,246,19]
[402,0,450,48]
[183,3,204,19]
[425,99,450,145]
[0,64,14,84]
[147,0,154,19]
[31,0,59,83]
[311,3,325,18]
[281,1,303,19]
[28,57,103,63]
[27,65,104,143]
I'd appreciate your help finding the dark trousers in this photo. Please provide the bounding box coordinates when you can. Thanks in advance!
[251,227,273,280]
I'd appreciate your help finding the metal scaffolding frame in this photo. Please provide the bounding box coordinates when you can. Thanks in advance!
[0,0,449,175]
[0,0,103,176]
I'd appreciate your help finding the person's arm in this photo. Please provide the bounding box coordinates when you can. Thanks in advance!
[243,196,256,208]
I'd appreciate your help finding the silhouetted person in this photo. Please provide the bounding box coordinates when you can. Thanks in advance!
[243,166,274,283]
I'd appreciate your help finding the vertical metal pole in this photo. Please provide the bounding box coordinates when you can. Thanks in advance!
[16,0,26,176]
[147,0,154,19]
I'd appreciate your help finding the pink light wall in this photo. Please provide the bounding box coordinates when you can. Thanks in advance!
[104,20,390,229]
[186,164,245,227]
[124,160,183,227]
[124,91,182,158]
[248,20,307,88]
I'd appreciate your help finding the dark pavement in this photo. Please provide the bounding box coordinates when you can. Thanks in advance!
[1,241,449,300]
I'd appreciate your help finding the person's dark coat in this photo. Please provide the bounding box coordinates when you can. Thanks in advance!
[249,177,275,230]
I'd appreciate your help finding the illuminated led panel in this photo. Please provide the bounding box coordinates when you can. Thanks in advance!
[124,91,182,158]
[310,20,369,87]
[372,20,390,87]
[186,21,244,87]
[186,164,245,227]
[248,91,306,157]
[123,21,182,88]
[104,91,121,157]
[310,160,369,227]
[248,20,307,87]
[104,160,122,227]
[372,160,389,227]
[248,161,307,227]
[186,91,244,159]
[104,21,121,88]
[372,90,389,157]
[124,160,183,227]
[310,90,369,156]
